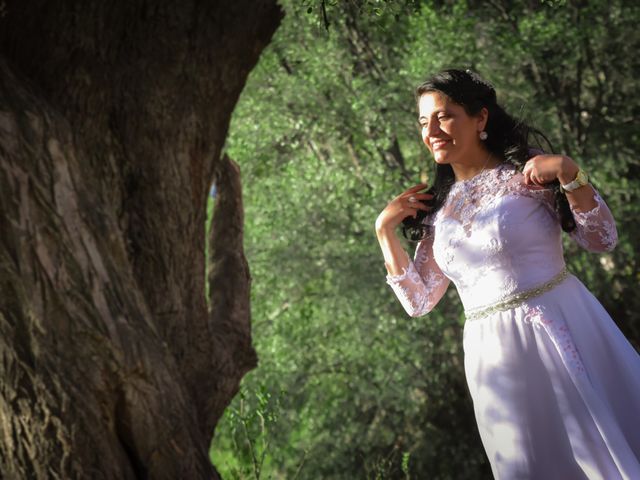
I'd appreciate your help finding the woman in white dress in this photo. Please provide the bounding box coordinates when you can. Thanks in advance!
[375,69,640,479]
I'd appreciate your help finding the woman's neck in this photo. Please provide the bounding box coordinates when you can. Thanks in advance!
[451,151,501,182]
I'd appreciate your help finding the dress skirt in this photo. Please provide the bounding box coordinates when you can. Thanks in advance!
[462,274,640,480]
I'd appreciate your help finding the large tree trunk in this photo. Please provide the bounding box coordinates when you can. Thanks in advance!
[0,1,282,478]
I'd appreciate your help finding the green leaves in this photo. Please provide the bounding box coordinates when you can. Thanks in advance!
[210,0,640,477]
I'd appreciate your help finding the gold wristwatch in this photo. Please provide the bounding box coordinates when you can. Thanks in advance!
[561,168,589,193]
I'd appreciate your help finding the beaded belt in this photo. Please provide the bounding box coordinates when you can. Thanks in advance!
[464,268,569,321]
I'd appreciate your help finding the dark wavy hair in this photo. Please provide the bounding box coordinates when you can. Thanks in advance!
[402,68,576,241]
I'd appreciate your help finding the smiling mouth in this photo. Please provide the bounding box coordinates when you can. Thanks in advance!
[431,139,450,150]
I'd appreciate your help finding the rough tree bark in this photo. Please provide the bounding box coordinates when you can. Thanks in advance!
[0,1,282,478]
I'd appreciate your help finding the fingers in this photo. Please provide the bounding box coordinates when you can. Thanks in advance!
[392,189,433,205]
[524,168,543,186]
[411,202,431,211]
[386,184,433,220]
[525,170,549,186]
[523,160,533,185]
[397,195,431,217]
[406,193,433,202]
[413,192,434,198]
[405,183,430,194]
[523,160,547,186]
[524,155,563,186]
[378,184,433,231]
[403,193,432,207]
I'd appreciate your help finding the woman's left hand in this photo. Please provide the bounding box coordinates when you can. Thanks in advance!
[523,154,579,186]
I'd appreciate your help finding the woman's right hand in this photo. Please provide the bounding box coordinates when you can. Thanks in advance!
[375,184,433,236]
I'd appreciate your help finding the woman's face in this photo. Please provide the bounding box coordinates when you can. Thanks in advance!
[418,91,487,166]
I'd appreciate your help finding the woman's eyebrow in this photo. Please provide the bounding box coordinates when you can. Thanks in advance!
[418,110,446,120]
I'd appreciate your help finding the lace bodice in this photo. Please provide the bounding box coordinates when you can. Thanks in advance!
[386,163,617,317]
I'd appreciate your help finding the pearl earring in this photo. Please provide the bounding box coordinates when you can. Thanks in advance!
[479,131,488,141]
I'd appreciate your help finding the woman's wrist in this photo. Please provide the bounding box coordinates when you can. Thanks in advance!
[556,156,580,185]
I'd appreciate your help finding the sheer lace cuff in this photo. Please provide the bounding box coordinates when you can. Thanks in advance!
[569,191,617,252]
[385,261,448,317]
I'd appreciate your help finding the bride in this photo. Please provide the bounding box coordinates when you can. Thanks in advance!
[375,69,640,479]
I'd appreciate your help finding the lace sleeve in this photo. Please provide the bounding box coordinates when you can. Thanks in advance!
[515,177,618,252]
[385,233,450,317]
[568,191,618,252]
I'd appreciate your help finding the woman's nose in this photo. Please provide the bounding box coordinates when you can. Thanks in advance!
[425,119,441,138]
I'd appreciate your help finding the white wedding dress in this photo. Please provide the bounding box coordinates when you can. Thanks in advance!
[385,163,640,479]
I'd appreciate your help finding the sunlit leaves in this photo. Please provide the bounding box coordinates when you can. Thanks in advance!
[211,0,639,478]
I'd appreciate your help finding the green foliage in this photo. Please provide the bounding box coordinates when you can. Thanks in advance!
[210,0,639,478]
[211,385,294,480]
